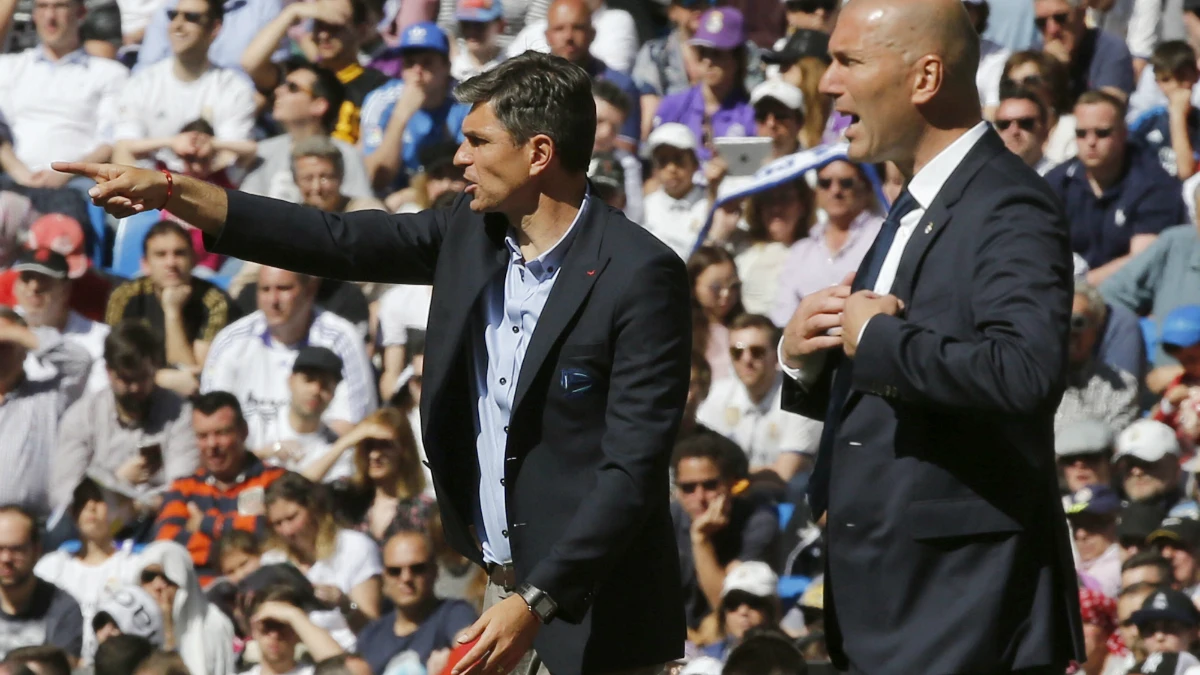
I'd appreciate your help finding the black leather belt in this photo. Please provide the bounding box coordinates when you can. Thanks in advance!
[487,562,516,591]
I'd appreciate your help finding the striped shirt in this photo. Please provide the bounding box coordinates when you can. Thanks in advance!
[0,329,91,516]
[152,456,285,579]
[200,309,377,448]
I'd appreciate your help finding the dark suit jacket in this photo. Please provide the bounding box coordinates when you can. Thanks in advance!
[210,188,691,675]
[782,130,1086,674]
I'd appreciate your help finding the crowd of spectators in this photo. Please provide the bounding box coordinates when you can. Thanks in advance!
[7,0,1200,672]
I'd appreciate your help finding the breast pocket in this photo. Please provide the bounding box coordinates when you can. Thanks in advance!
[555,342,610,401]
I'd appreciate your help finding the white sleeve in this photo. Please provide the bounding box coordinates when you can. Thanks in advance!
[780,411,823,455]
[112,73,148,142]
[199,329,239,394]
[1126,0,1161,59]
[338,531,383,592]
[777,335,827,389]
[96,65,131,145]
[694,386,724,433]
[323,323,378,424]
[595,9,637,74]
[213,73,257,142]
[377,287,412,347]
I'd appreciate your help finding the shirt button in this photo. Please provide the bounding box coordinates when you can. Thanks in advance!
[512,326,519,333]
[502,529,509,538]
[499,377,507,385]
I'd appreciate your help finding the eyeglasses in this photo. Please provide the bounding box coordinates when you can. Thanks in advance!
[677,478,721,494]
[140,569,171,585]
[817,177,857,190]
[995,117,1038,132]
[785,0,837,13]
[707,280,741,297]
[283,80,313,95]
[384,562,432,577]
[730,343,769,361]
[1034,12,1070,31]
[1075,127,1114,140]
[166,9,206,23]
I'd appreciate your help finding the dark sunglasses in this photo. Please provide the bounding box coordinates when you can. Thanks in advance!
[754,106,798,123]
[1139,619,1192,637]
[731,344,769,361]
[385,562,432,577]
[995,117,1038,132]
[166,9,206,23]
[1075,127,1114,140]
[817,177,857,190]
[722,592,773,613]
[785,0,837,13]
[1057,451,1106,466]
[677,478,721,494]
[1034,12,1070,31]
[140,569,171,585]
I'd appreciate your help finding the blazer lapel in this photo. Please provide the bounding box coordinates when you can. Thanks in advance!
[512,197,611,415]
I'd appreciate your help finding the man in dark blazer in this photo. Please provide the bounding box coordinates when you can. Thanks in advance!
[777,1,1085,673]
[55,52,690,675]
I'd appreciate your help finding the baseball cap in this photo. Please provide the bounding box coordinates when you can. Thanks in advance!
[761,28,830,65]
[26,213,87,279]
[588,153,625,193]
[1117,501,1167,543]
[1131,587,1200,628]
[647,123,698,154]
[93,586,165,646]
[1161,305,1200,350]
[13,248,70,280]
[1055,419,1113,458]
[688,7,745,51]
[750,80,805,115]
[292,346,344,379]
[456,0,502,23]
[721,561,778,599]
[1064,484,1121,517]
[1148,516,1200,550]
[399,22,449,55]
[1114,419,1181,464]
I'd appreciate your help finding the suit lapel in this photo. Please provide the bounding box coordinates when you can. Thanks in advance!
[512,197,611,415]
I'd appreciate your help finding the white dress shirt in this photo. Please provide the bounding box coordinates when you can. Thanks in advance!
[780,121,992,385]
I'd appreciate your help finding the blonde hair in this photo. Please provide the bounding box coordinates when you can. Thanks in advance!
[264,472,340,563]
[794,56,832,149]
[351,407,426,499]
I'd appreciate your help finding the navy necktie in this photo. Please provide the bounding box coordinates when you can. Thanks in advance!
[807,189,920,516]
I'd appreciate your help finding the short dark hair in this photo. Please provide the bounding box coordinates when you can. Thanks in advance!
[671,430,749,480]
[192,0,225,23]
[94,635,155,675]
[142,220,194,258]
[722,628,808,675]
[1122,550,1173,578]
[729,313,781,344]
[283,59,346,133]
[213,528,261,566]
[5,646,71,675]
[191,391,247,428]
[455,51,597,173]
[132,650,190,675]
[1076,89,1128,120]
[999,86,1048,125]
[1151,40,1198,78]
[180,118,216,136]
[69,477,105,521]
[592,79,631,117]
[104,320,164,371]
[244,583,309,618]
[0,504,39,549]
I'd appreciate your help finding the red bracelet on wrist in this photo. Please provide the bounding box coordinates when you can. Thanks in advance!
[160,169,174,209]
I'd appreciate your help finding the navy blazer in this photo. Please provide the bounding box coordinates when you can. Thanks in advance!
[783,129,1087,674]
[210,187,691,675]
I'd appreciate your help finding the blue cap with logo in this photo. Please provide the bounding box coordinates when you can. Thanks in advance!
[399,21,449,55]
[457,0,503,22]
[1162,305,1200,350]
[1064,484,1121,517]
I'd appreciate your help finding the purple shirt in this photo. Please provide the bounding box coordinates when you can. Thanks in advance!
[769,210,884,327]
[652,85,755,162]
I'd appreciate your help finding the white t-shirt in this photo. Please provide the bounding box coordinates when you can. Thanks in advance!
[22,311,110,394]
[201,310,378,449]
[34,545,141,663]
[113,60,256,172]
[641,186,710,261]
[378,285,433,348]
[696,372,823,470]
[450,39,506,83]
[504,3,638,73]
[259,414,348,483]
[239,665,314,675]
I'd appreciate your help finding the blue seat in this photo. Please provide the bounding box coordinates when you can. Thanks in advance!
[778,575,811,604]
[1141,316,1159,366]
[109,210,162,279]
[86,201,112,269]
[777,502,796,530]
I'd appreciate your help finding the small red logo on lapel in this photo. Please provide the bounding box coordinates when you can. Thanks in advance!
[586,269,596,276]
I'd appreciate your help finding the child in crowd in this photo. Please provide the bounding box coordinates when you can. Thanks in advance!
[592,80,643,223]
[642,123,710,260]
[1131,41,1200,179]
[1152,305,1200,451]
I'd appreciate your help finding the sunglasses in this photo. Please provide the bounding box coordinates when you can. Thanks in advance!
[1139,619,1192,637]
[1075,127,1114,140]
[817,177,857,190]
[1034,12,1070,31]
[785,0,837,13]
[140,569,172,585]
[677,478,721,494]
[995,117,1038,132]
[754,106,798,123]
[731,344,769,361]
[384,562,432,577]
[1057,451,1106,466]
[166,9,206,23]
[722,592,773,613]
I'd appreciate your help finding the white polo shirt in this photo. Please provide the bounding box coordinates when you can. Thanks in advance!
[696,371,822,470]
[641,185,710,261]
[113,59,256,171]
[0,47,128,171]
[200,309,377,447]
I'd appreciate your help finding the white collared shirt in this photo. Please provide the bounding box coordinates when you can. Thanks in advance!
[780,121,992,385]
[696,371,822,469]
[0,47,129,171]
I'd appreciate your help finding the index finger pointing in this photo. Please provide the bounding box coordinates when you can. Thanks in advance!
[50,161,103,178]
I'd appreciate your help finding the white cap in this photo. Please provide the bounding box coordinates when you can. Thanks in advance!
[647,123,698,154]
[750,79,805,115]
[680,657,724,675]
[1115,419,1181,464]
[94,585,165,647]
[1073,253,1090,282]
[721,560,778,599]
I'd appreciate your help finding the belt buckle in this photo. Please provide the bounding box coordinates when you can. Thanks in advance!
[489,562,516,591]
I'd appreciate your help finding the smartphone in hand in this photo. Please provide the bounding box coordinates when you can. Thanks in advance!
[139,444,163,475]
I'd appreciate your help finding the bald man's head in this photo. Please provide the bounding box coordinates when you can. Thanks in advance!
[820,0,983,168]
[545,0,594,63]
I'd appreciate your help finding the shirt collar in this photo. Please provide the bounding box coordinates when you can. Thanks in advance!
[258,309,317,348]
[906,121,990,210]
[201,454,267,487]
[730,370,783,414]
[503,189,590,280]
[34,45,89,65]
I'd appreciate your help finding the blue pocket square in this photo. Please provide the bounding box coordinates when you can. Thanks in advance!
[560,368,596,398]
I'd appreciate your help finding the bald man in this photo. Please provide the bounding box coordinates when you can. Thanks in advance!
[778,0,1084,673]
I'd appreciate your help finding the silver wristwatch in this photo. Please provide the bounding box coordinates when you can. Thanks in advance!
[515,582,558,624]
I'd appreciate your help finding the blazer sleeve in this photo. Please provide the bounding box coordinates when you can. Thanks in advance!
[851,189,1072,415]
[523,251,692,622]
[207,189,454,285]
